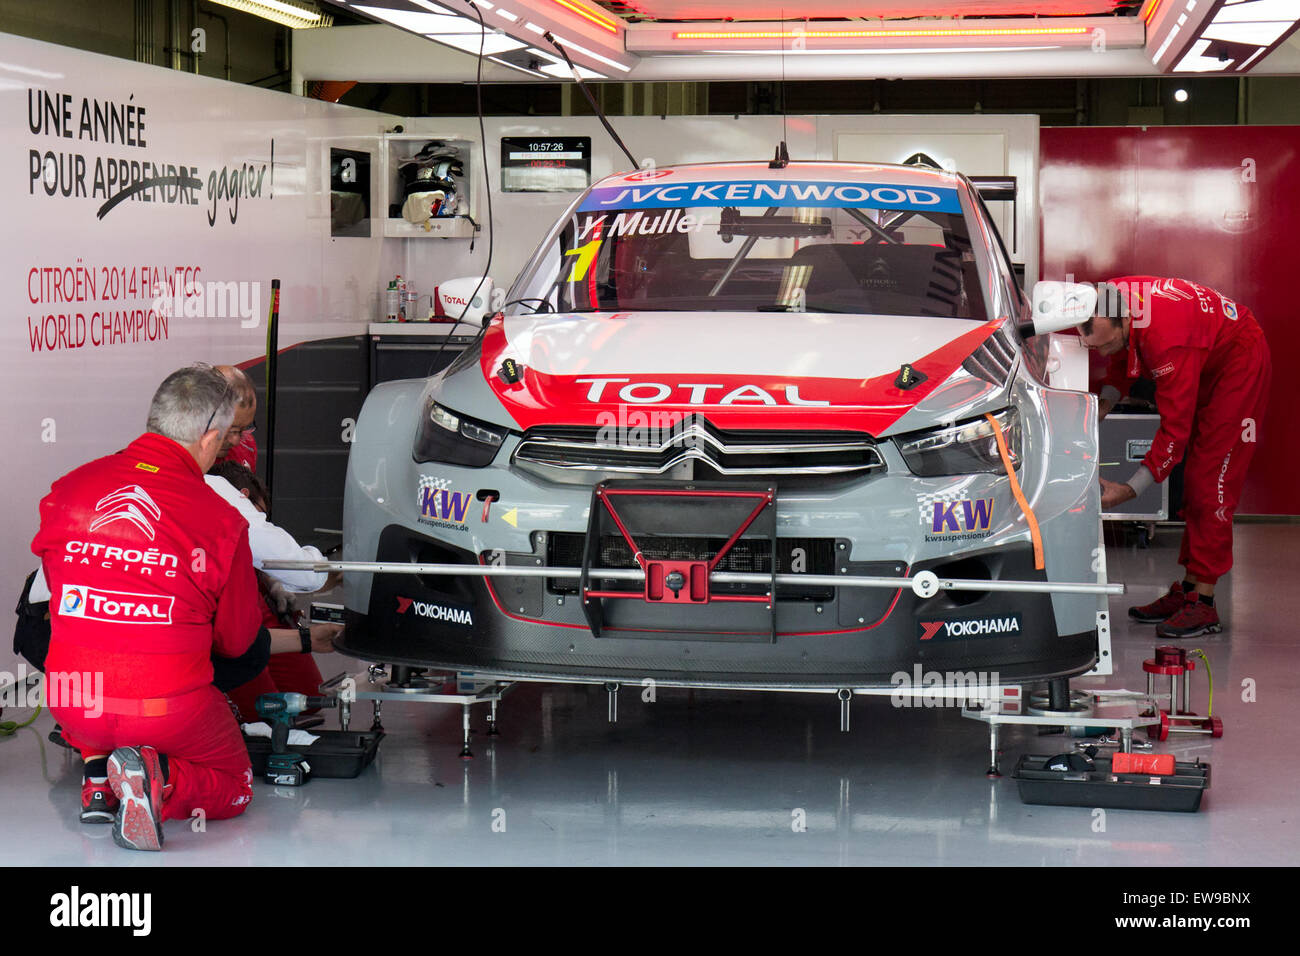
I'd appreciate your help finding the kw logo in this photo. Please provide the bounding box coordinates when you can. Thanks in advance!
[418,486,472,527]
[929,498,993,536]
[90,485,161,540]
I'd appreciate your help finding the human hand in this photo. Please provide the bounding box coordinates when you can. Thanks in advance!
[1100,477,1136,510]
[310,623,342,653]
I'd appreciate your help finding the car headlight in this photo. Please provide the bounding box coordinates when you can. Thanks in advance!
[896,408,1021,477]
[414,401,507,467]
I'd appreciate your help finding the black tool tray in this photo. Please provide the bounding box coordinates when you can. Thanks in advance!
[244,729,384,780]
[1012,753,1210,812]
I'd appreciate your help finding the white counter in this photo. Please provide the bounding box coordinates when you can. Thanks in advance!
[368,321,480,338]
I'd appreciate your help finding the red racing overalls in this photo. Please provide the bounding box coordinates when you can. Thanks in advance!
[1102,276,1272,584]
[32,432,263,821]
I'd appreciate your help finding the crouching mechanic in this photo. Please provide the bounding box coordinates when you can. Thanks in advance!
[1078,277,1272,638]
[31,364,263,850]
[215,364,258,471]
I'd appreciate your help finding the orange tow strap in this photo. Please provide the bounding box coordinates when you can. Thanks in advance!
[985,412,1044,571]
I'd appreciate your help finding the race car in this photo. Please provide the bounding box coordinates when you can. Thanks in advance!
[336,160,1107,687]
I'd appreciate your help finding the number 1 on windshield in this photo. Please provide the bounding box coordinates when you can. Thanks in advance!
[565,238,602,282]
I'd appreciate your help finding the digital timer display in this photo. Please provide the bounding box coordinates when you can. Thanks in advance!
[501,136,591,192]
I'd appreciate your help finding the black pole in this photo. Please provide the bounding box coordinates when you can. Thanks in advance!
[264,278,280,520]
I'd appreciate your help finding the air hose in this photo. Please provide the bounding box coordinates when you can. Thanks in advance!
[1189,649,1214,716]
[985,412,1044,570]
[0,705,42,737]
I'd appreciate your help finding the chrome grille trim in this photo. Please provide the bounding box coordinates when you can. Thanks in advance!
[513,420,884,478]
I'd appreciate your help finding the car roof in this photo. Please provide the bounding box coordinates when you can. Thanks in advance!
[590,160,966,192]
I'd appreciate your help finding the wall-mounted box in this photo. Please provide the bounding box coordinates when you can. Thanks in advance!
[382,132,479,239]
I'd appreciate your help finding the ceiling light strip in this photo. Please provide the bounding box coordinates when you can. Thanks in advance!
[208,0,326,27]
[673,27,1092,40]
[550,0,620,33]
[557,34,634,70]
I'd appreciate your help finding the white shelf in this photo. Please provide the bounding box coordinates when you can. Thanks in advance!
[381,132,477,240]
[382,215,477,240]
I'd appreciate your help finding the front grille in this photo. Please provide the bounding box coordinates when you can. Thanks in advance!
[545,532,835,600]
[514,418,883,480]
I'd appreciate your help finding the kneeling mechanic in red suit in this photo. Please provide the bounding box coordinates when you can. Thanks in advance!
[32,364,263,851]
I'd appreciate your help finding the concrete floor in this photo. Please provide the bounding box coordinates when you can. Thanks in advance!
[3,523,1296,866]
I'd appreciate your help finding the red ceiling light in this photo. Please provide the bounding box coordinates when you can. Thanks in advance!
[551,0,621,32]
[673,26,1092,39]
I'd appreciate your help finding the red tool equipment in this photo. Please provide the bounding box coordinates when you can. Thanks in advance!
[1142,645,1222,741]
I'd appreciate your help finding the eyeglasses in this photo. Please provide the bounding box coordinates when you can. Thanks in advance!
[227,423,256,437]
[203,380,233,437]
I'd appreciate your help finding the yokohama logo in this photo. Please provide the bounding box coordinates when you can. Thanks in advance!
[918,614,1021,641]
[396,595,473,626]
[58,584,174,624]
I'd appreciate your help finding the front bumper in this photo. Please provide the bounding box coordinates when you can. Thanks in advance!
[336,523,1098,686]
[338,377,1104,686]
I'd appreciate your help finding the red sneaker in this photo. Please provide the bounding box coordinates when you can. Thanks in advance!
[1156,597,1222,639]
[1128,582,1186,623]
[106,746,166,851]
[80,778,119,825]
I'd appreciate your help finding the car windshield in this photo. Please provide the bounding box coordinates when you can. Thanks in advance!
[506,176,988,320]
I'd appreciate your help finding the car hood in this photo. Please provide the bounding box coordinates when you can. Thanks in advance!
[459,310,1012,437]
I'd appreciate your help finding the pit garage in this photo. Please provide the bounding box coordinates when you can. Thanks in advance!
[1,0,1297,905]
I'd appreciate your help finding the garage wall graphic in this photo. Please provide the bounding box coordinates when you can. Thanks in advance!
[1040,125,1297,516]
[1,31,398,671]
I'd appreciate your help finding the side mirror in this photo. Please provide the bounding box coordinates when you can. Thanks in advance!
[433,276,495,327]
[1026,281,1098,336]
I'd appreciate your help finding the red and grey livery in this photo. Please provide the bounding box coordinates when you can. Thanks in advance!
[337,160,1110,686]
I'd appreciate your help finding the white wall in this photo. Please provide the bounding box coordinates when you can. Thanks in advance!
[1,32,399,672]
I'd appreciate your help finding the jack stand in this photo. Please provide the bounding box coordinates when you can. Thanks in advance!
[1143,645,1222,740]
[964,686,1160,776]
[459,703,474,760]
[487,698,500,737]
[606,682,619,723]
[322,669,508,755]
[838,688,852,732]
[986,722,1001,778]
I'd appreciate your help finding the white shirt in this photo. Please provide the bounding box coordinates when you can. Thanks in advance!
[203,474,328,592]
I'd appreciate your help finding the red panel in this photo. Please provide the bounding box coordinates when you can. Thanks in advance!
[1041,126,1299,515]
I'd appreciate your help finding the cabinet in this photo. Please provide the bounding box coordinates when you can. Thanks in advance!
[368,322,479,387]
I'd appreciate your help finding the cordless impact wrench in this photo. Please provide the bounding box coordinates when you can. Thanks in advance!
[255,692,336,786]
